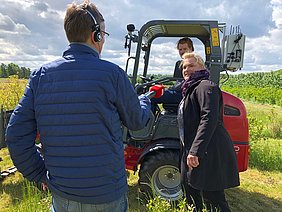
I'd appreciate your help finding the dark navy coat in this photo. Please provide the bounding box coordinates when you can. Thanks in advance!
[6,44,151,204]
[180,79,239,191]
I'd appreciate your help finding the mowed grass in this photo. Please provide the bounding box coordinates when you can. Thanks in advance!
[127,169,282,211]
[0,164,281,211]
[227,169,282,211]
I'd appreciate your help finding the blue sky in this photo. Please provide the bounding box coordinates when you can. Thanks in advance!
[0,0,281,75]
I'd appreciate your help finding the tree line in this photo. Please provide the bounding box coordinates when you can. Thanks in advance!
[0,63,31,79]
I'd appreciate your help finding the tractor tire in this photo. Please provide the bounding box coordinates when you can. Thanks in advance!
[138,150,183,201]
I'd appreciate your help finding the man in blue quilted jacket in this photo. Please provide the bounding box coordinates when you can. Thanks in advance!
[5,1,151,211]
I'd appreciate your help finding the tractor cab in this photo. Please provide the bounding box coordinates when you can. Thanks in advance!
[124,20,245,85]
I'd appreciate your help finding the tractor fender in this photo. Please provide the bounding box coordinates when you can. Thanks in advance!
[135,138,180,172]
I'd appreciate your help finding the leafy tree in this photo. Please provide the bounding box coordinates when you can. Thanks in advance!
[7,63,20,76]
[19,67,31,79]
[0,63,30,79]
[0,63,8,78]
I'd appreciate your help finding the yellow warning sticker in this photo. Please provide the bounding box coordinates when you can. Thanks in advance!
[211,28,219,46]
[206,47,211,55]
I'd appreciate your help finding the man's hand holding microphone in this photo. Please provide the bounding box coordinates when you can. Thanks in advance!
[145,84,165,99]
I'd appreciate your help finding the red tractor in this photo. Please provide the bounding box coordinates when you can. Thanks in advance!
[122,20,250,200]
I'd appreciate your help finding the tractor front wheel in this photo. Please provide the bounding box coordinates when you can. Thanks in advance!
[138,150,183,201]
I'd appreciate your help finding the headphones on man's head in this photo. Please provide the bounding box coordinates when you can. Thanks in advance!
[83,5,102,42]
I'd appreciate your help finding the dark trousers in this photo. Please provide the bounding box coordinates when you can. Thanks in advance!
[180,159,231,212]
[182,183,231,212]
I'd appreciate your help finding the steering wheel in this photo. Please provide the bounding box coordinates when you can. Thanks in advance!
[140,76,154,83]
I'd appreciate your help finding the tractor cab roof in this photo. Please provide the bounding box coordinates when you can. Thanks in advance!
[139,20,225,45]
[125,20,245,85]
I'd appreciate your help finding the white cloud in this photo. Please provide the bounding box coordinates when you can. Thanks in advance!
[0,13,30,35]
[272,0,282,27]
[240,0,282,72]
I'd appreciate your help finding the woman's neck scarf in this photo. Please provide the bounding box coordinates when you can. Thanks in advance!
[181,69,210,97]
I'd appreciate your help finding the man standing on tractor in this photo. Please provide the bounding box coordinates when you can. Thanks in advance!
[173,37,195,79]
[151,37,194,113]
[5,0,151,211]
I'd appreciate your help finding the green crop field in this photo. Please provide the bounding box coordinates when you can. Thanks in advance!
[221,69,282,106]
[0,70,281,211]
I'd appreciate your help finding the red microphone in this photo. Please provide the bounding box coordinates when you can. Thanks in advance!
[145,84,165,99]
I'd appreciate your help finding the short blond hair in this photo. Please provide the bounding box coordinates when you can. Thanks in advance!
[181,52,206,68]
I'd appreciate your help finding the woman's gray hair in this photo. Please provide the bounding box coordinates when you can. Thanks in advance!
[181,52,206,68]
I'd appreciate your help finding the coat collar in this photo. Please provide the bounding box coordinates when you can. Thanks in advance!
[183,79,202,98]
[63,43,100,58]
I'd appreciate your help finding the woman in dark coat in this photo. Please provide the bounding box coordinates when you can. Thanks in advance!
[177,52,239,211]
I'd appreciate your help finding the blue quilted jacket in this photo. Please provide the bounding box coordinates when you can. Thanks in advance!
[6,43,151,204]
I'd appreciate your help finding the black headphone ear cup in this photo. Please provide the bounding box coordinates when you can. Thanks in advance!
[93,24,102,42]
[94,31,102,42]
